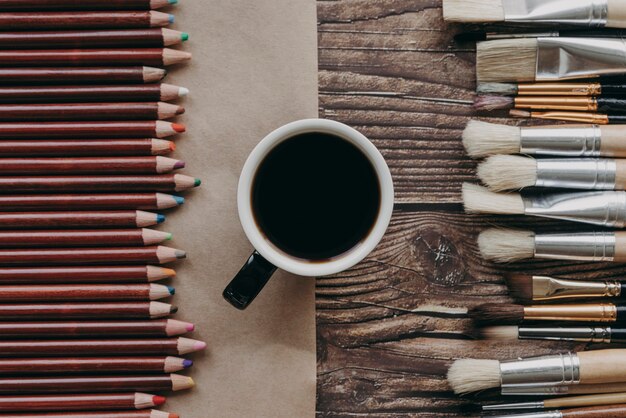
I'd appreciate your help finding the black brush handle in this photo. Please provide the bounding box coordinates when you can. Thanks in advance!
[612,328,626,342]
[561,29,626,38]
[616,305,626,321]
[597,98,626,113]
[608,115,626,123]
[601,84,626,95]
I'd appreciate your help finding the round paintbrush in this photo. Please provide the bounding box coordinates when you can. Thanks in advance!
[470,302,626,325]
[481,325,626,344]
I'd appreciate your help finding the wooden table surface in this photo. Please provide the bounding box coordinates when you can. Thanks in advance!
[315,1,626,416]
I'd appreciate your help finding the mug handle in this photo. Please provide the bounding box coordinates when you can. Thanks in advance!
[223,251,278,310]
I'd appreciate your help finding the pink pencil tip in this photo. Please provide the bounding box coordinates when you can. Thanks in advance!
[186,323,195,332]
[193,341,207,351]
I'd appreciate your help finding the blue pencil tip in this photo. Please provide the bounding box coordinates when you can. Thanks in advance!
[169,0,178,4]
[157,214,166,224]
[167,285,176,295]
[169,14,175,23]
[174,195,185,205]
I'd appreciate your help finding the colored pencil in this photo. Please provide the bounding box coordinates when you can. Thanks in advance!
[0,211,165,229]
[0,0,177,11]
[0,338,205,357]
[0,49,191,67]
[0,175,200,193]
[0,319,193,339]
[0,229,172,248]
[0,392,165,412]
[0,246,186,266]
[0,374,194,394]
[0,121,184,139]
[0,139,175,157]
[0,266,176,284]
[0,356,191,374]
[0,284,174,301]
[0,102,184,121]
[0,84,188,103]
[0,193,183,211]
[0,410,177,417]
[0,301,176,320]
[0,11,174,30]
[0,67,166,85]
[0,29,187,49]
[0,157,184,174]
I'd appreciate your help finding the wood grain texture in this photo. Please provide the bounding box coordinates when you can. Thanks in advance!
[315,1,612,417]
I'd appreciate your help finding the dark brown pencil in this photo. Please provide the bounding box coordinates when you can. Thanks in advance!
[0,11,173,30]
[0,29,187,49]
[0,230,172,248]
[0,174,199,193]
[0,157,184,174]
[0,284,174,302]
[0,374,194,394]
[0,356,190,374]
[0,301,176,320]
[0,67,166,85]
[0,319,193,339]
[0,211,164,229]
[0,103,184,121]
[0,193,183,211]
[0,84,187,103]
[0,392,165,412]
[0,139,175,157]
[0,0,175,11]
[0,411,177,418]
[0,246,185,266]
[0,121,184,139]
[0,49,191,67]
[0,338,205,357]
[0,265,176,284]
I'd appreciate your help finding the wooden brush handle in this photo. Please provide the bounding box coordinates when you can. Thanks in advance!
[563,403,626,417]
[579,350,626,384]
[614,160,626,190]
[600,126,626,157]
[608,0,626,28]
[614,232,626,262]
[546,392,626,408]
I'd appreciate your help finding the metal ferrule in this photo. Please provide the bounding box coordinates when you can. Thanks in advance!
[523,191,626,227]
[518,326,612,342]
[483,401,545,411]
[517,83,602,96]
[535,159,617,190]
[515,97,597,111]
[487,412,562,418]
[529,275,621,300]
[534,231,616,261]
[503,0,608,26]
[536,37,626,81]
[501,384,575,395]
[520,126,602,157]
[524,304,618,322]
[500,352,580,390]
[486,31,560,40]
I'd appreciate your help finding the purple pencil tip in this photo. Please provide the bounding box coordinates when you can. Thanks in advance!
[183,359,193,368]
[174,161,186,169]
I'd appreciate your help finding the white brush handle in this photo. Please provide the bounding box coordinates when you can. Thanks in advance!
[615,160,626,190]
[616,232,626,262]
[608,0,626,28]
[601,126,626,157]
[579,349,626,383]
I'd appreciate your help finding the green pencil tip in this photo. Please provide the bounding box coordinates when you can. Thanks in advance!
[167,285,176,295]
[169,0,178,4]
[157,214,166,224]
[182,32,189,41]
[166,233,173,241]
[194,178,201,187]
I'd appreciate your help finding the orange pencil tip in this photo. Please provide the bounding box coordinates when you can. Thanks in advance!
[169,142,176,151]
[153,395,167,406]
[169,414,180,418]
[172,123,186,133]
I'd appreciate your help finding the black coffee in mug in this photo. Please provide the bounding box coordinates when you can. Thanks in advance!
[251,132,381,260]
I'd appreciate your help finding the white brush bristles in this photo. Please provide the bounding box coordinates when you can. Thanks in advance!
[481,326,519,341]
[462,120,521,158]
[477,155,537,191]
[478,229,535,262]
[477,83,518,95]
[447,359,501,395]
[442,0,505,22]
[477,38,538,83]
[462,183,524,215]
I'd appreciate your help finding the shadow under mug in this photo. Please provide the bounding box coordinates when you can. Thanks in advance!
[223,119,394,309]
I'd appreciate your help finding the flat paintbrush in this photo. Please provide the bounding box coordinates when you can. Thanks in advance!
[471,302,626,325]
[477,81,626,96]
[482,325,626,344]
[483,392,626,411]
[486,404,626,417]
[475,95,626,112]
[505,274,625,302]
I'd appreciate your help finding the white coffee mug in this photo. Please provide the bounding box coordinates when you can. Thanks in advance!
[223,119,394,309]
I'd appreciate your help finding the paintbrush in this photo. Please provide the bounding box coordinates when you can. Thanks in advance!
[462,120,626,159]
[505,274,623,302]
[477,228,626,263]
[448,349,626,395]
[476,155,626,192]
[457,29,626,43]
[476,38,626,83]
[474,95,626,112]
[481,325,626,343]
[471,302,626,325]
[477,81,626,96]
[483,392,626,411]
[463,183,626,227]
[485,404,626,417]
[510,109,626,124]
[443,0,626,28]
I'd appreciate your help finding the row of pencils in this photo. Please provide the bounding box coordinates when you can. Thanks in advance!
[441,0,626,417]
[0,1,204,417]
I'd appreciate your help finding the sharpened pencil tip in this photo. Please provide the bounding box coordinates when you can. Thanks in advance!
[166,233,173,241]
[178,86,189,96]
[174,161,185,169]
[183,359,193,368]
[169,0,178,4]
[170,305,178,314]
[168,14,175,23]
[182,32,189,41]
[175,250,186,259]
[168,142,176,151]
[172,123,186,133]
[194,341,207,351]
[157,214,166,224]
[186,322,195,332]
[169,414,180,418]
[167,285,175,295]
[194,178,201,187]
[173,195,185,205]
[153,395,167,406]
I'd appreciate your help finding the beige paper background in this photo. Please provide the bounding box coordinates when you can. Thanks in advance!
[157,1,319,416]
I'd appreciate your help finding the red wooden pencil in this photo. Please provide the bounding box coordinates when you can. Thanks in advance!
[0,284,174,301]
[0,103,184,121]
[0,357,191,374]
[0,194,183,212]
[0,0,176,11]
[0,211,164,229]
[0,301,176,320]
[0,67,166,85]
[0,374,194,394]
[0,49,191,67]
[0,11,174,30]
[0,157,184,174]
[0,29,187,49]
[0,392,165,412]
[0,266,176,284]
[0,229,172,248]
[0,84,187,103]
[0,410,178,418]
[0,174,200,193]
[0,121,184,139]
[0,319,193,339]
[0,139,176,157]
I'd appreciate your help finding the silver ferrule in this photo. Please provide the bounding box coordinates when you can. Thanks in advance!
[536,37,626,81]
[501,384,576,395]
[500,352,580,390]
[487,412,562,418]
[519,326,612,343]
[531,275,621,299]
[535,159,617,190]
[483,401,545,411]
[503,0,608,26]
[523,191,626,227]
[534,231,616,261]
[486,31,560,40]
[520,126,602,157]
